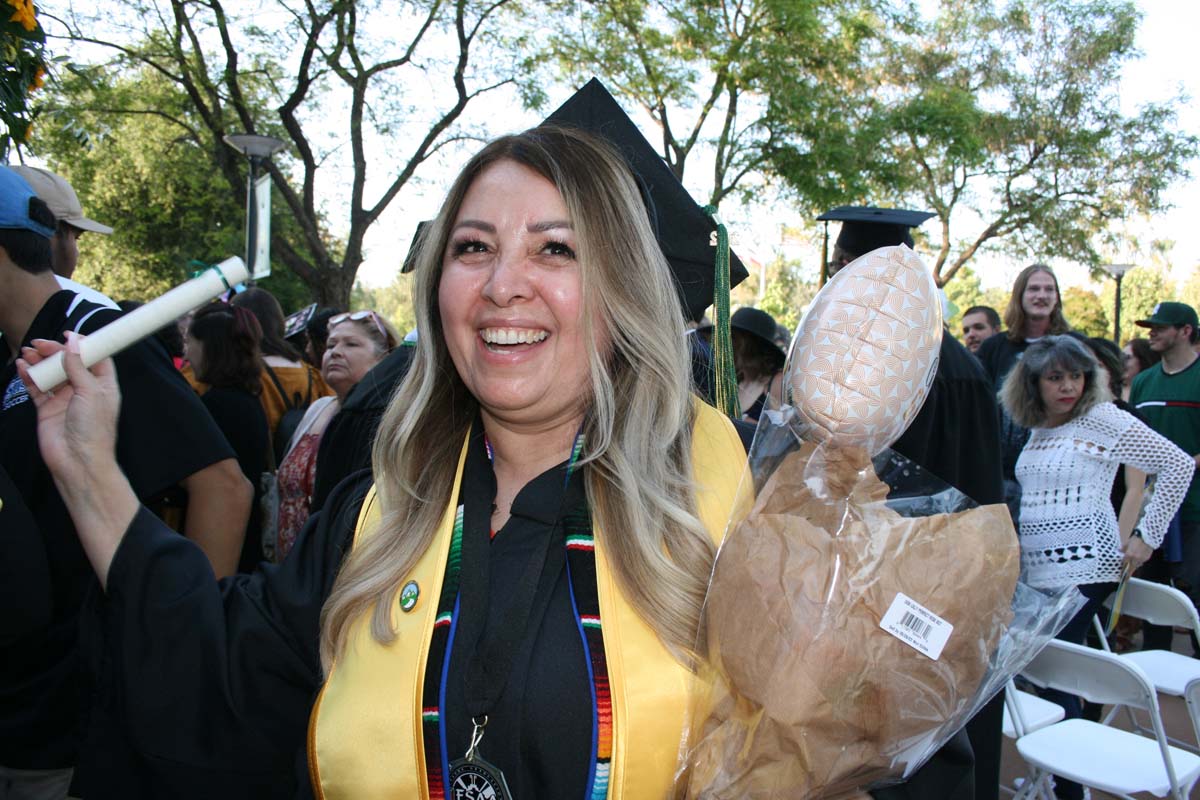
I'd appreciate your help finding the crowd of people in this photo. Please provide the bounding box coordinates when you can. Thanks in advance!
[2,94,1199,800]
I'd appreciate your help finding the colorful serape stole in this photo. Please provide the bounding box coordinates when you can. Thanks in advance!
[564,504,612,799]
[419,504,464,800]
[418,430,611,798]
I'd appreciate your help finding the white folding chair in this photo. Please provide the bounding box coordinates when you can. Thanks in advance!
[1185,677,1200,749]
[1102,577,1200,749]
[1002,680,1064,798]
[1015,639,1200,800]
[1003,681,1066,739]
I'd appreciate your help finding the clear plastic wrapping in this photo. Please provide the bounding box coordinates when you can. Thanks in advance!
[678,404,1083,799]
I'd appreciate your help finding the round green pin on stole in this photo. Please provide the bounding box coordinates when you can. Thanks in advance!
[399,581,420,612]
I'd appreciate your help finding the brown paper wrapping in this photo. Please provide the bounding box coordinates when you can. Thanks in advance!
[686,446,1019,799]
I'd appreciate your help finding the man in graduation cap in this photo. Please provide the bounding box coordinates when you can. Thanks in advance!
[817,205,1006,800]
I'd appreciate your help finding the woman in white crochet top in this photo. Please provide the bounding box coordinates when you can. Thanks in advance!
[1000,335,1193,800]
[1001,335,1193,593]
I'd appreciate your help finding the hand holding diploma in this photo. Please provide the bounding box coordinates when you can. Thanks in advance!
[25,257,248,392]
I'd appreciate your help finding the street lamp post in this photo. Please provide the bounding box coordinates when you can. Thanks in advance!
[223,133,286,280]
[1100,263,1135,344]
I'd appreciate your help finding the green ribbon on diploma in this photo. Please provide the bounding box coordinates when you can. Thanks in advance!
[188,259,232,291]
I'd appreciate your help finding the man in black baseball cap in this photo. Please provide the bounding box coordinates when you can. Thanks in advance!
[1130,300,1200,653]
[1137,301,1200,335]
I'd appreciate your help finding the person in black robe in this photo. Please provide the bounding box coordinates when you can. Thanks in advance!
[186,302,272,573]
[816,206,1007,800]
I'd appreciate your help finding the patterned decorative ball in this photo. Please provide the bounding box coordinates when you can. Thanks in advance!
[789,245,941,453]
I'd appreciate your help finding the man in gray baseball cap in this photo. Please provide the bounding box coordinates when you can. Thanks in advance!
[10,165,118,309]
[0,164,250,799]
[9,165,112,281]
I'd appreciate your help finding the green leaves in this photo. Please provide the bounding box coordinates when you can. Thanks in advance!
[1,0,47,158]
[770,0,1199,286]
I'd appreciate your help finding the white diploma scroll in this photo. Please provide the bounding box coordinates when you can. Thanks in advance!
[27,257,249,392]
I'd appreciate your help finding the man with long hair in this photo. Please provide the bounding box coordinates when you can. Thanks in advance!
[976,264,1073,520]
[976,264,1071,386]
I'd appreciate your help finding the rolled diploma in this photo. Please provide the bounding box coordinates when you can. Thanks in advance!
[26,257,249,392]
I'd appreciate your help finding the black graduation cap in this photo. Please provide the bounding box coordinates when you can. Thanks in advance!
[545,78,748,323]
[400,220,432,274]
[817,205,936,256]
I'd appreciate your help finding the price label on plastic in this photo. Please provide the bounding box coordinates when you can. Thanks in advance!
[880,592,953,660]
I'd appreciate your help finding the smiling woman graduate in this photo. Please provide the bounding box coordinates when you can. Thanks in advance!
[15,116,751,797]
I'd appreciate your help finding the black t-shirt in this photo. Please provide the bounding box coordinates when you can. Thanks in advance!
[0,290,236,769]
[975,331,1028,390]
[0,462,51,646]
[200,386,270,573]
[976,333,1035,484]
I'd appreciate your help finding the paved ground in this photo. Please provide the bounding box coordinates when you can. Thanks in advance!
[999,628,1200,799]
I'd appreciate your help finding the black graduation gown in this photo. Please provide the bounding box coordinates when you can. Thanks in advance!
[75,453,597,800]
[0,292,236,773]
[892,333,1005,507]
[199,386,270,573]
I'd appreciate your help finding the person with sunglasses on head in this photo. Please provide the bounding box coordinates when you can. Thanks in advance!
[273,309,399,560]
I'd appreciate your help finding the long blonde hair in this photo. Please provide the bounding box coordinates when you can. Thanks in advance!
[320,127,712,670]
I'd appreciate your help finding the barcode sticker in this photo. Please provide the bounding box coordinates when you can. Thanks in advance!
[880,592,953,660]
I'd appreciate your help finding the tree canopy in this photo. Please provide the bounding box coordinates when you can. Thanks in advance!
[32,62,311,307]
[39,0,540,307]
[541,0,888,208]
[24,0,1200,316]
[766,0,1198,287]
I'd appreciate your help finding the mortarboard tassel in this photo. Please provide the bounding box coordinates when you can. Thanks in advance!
[705,206,739,420]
